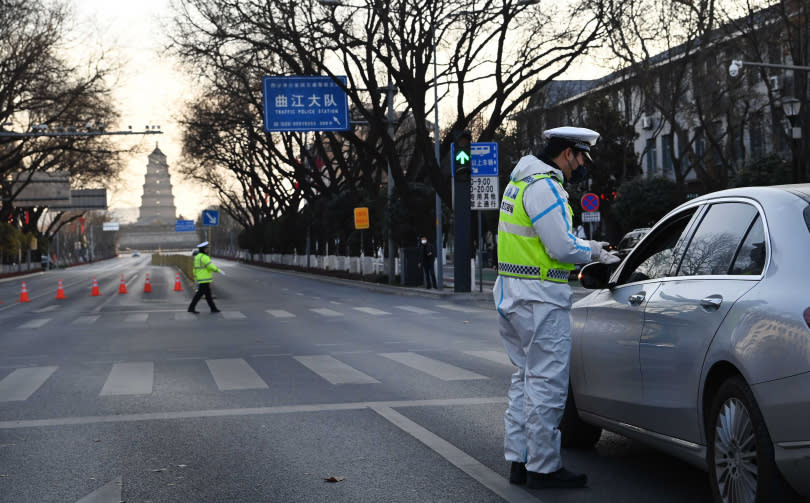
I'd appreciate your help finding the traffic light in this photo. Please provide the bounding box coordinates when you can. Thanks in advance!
[452,129,472,175]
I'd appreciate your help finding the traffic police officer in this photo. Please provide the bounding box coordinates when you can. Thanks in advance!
[494,127,619,489]
[188,241,224,314]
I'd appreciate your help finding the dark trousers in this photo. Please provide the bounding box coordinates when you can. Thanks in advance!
[188,282,218,312]
[422,262,438,289]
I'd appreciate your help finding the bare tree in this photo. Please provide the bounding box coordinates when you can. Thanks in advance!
[0,0,125,241]
[169,0,602,245]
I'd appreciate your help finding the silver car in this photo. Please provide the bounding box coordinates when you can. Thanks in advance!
[565,184,810,502]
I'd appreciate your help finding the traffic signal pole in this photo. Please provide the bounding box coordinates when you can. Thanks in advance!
[452,131,472,292]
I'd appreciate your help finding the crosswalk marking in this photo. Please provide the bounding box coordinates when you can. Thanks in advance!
[437,304,487,314]
[206,358,268,390]
[0,366,58,401]
[310,308,342,317]
[72,316,99,325]
[395,305,438,315]
[380,353,488,381]
[266,309,295,318]
[353,307,390,316]
[124,313,148,323]
[100,362,154,396]
[18,318,51,329]
[220,311,246,320]
[294,355,380,384]
[465,350,513,367]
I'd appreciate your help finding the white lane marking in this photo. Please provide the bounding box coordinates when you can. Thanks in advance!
[220,311,246,320]
[380,353,488,381]
[72,316,100,325]
[75,476,122,503]
[266,309,295,318]
[353,307,390,315]
[437,303,487,313]
[294,355,380,384]
[0,366,58,401]
[99,362,154,396]
[310,308,343,317]
[330,301,342,305]
[34,305,59,313]
[206,358,268,391]
[371,406,538,503]
[124,313,148,323]
[395,305,438,315]
[465,350,514,367]
[18,318,51,329]
[0,396,506,429]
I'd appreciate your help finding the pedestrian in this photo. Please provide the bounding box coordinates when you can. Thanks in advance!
[494,126,619,489]
[417,235,438,289]
[188,241,225,314]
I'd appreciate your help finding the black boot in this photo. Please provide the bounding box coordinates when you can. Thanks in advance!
[509,462,527,484]
[527,467,587,489]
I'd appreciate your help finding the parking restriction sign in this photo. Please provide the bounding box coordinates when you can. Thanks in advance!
[581,193,600,212]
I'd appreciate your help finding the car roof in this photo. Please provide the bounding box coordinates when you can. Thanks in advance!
[689,183,810,204]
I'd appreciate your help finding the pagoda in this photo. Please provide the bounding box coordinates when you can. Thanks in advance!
[136,145,177,225]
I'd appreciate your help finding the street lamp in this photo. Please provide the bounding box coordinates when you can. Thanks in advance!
[430,0,538,288]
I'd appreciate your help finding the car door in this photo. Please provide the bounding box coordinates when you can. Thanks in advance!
[576,208,698,425]
[638,201,766,443]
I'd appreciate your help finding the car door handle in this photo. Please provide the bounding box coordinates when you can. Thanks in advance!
[628,293,645,305]
[700,295,723,310]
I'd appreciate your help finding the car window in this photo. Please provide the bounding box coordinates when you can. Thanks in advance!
[729,214,766,275]
[675,202,757,276]
[617,211,695,285]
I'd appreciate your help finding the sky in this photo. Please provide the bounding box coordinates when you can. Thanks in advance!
[73,0,212,223]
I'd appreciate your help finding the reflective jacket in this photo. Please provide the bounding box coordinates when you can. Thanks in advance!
[193,252,219,284]
[497,173,575,282]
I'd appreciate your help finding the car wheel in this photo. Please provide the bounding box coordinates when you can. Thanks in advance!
[560,386,602,448]
[706,376,799,503]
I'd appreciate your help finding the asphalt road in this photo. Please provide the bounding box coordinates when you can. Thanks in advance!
[0,256,712,502]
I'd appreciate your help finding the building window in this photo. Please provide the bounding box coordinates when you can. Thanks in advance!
[646,138,658,176]
[662,134,674,174]
[749,113,764,159]
[694,127,706,170]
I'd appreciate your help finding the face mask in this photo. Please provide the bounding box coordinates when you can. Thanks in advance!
[569,164,588,184]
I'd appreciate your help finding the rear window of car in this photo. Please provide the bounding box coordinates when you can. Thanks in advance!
[675,202,759,276]
[729,215,766,275]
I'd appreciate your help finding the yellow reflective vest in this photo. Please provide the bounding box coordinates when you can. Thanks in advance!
[193,253,219,284]
[497,173,575,282]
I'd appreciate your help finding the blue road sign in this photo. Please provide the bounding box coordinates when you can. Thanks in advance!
[581,193,600,212]
[263,76,350,132]
[175,220,195,232]
[202,209,220,227]
[471,142,498,176]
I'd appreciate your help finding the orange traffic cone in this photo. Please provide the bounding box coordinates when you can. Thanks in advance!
[56,279,67,299]
[144,273,152,293]
[90,276,101,296]
[173,272,183,291]
[118,274,128,294]
[19,281,30,302]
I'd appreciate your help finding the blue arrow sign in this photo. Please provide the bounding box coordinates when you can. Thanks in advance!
[175,220,195,232]
[262,76,350,132]
[202,209,219,226]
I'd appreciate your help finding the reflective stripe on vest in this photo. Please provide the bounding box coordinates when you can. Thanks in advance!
[194,253,214,283]
[497,173,575,282]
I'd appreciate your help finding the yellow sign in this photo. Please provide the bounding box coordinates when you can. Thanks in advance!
[354,207,370,230]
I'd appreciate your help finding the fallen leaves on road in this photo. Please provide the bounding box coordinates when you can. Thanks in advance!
[323,476,345,483]
[151,468,166,473]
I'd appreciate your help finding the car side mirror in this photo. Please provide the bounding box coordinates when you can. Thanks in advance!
[578,262,612,289]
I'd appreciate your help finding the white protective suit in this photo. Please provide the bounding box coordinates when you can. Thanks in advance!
[493,155,600,474]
